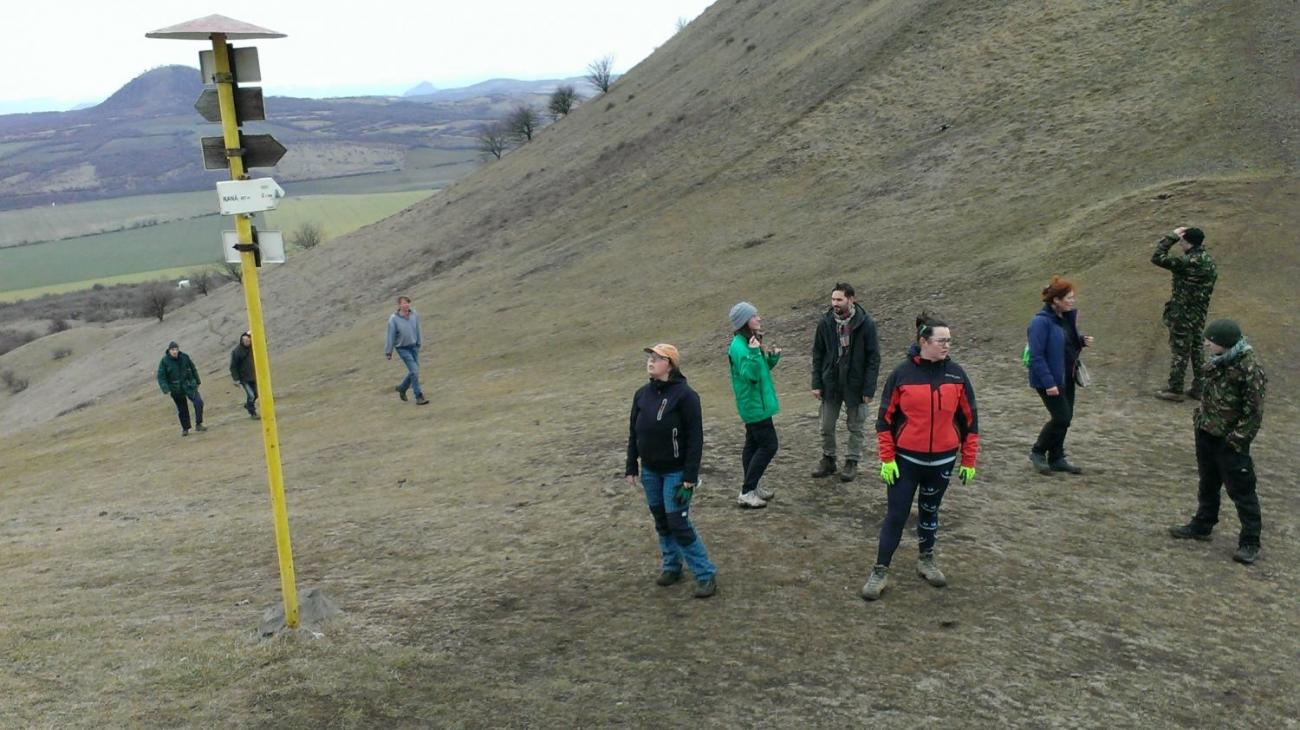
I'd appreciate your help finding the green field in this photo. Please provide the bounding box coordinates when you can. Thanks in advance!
[0,191,217,247]
[0,190,436,294]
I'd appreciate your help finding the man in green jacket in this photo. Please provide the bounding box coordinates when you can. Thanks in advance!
[157,341,205,436]
[1152,226,1217,401]
[1169,319,1266,564]
[728,301,782,508]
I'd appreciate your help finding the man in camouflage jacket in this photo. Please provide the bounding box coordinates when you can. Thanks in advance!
[1151,226,1217,400]
[1169,319,1266,564]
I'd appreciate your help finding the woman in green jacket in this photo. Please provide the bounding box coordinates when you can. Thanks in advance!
[728,301,782,508]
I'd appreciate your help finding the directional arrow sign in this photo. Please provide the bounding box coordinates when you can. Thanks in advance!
[222,230,285,264]
[194,87,266,123]
[217,178,285,215]
[201,134,287,170]
[198,46,262,84]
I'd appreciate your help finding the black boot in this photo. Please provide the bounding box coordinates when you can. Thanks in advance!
[1028,451,1052,475]
[811,455,837,478]
[1049,457,1083,474]
[839,460,859,482]
[1168,523,1212,541]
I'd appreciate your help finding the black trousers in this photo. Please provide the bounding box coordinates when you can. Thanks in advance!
[1192,429,1262,546]
[1032,380,1075,461]
[741,417,779,493]
[170,390,204,430]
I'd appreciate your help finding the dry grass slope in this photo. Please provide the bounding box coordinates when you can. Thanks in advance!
[1,0,1297,726]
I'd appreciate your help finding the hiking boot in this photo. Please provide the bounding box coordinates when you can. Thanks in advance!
[250,412,260,420]
[694,577,717,598]
[1232,545,1260,565]
[839,460,859,482]
[1049,457,1084,474]
[181,429,189,437]
[1029,451,1052,475]
[396,386,408,402]
[1185,386,1202,400]
[415,396,430,405]
[736,491,767,509]
[811,455,838,478]
[861,565,889,601]
[194,424,207,432]
[755,485,776,501]
[1168,523,1212,541]
[1154,389,1185,402]
[917,552,948,587]
[656,570,682,587]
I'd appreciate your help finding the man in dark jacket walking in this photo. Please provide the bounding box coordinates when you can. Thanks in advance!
[810,283,881,481]
[229,331,258,419]
[1169,319,1267,565]
[156,341,205,436]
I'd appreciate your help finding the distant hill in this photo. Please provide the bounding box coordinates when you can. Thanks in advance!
[404,76,601,102]
[0,66,579,210]
[403,81,438,97]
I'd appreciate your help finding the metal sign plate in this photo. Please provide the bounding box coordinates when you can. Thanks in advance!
[200,134,287,170]
[194,87,266,123]
[217,178,285,215]
[223,230,285,264]
[198,45,262,85]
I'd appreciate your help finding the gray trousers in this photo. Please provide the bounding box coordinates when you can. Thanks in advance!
[820,394,868,462]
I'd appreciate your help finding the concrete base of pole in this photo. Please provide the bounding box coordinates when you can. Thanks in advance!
[259,587,341,638]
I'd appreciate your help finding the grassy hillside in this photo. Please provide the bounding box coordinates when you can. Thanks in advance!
[1,0,1297,726]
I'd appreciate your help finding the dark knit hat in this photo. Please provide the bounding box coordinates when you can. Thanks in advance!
[167,341,179,349]
[1182,227,1205,247]
[1204,319,1241,348]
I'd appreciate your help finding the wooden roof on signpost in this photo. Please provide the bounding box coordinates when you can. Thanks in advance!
[146,14,286,40]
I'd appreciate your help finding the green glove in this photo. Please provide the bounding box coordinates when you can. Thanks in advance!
[675,482,694,506]
[880,461,899,486]
[958,466,976,485]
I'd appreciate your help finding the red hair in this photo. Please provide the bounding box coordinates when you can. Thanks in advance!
[1041,275,1075,303]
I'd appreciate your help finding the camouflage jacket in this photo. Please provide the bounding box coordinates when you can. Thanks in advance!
[1195,340,1266,450]
[1152,235,1216,325]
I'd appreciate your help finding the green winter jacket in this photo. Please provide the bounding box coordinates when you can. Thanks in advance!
[157,351,201,396]
[728,334,781,423]
[1194,340,1266,451]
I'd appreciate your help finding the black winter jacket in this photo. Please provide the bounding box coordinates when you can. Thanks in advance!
[625,373,704,483]
[230,343,255,383]
[811,303,882,401]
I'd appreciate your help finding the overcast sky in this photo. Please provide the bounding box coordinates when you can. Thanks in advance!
[1,0,715,113]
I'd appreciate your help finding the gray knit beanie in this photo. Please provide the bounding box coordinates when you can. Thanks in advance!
[729,301,758,331]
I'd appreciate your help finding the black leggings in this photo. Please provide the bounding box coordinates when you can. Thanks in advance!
[1032,380,1075,460]
[876,459,951,566]
[741,418,778,493]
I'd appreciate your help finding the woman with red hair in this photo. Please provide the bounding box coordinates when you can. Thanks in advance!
[1026,276,1094,475]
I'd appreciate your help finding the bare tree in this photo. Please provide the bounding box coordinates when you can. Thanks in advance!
[477,121,511,160]
[218,261,244,286]
[507,105,541,143]
[675,16,690,33]
[548,85,580,120]
[289,221,325,250]
[189,270,214,295]
[586,55,615,94]
[140,284,177,322]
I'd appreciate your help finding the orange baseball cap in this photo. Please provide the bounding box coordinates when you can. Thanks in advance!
[644,343,680,367]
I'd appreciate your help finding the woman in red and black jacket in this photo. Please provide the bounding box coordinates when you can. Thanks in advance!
[861,314,980,601]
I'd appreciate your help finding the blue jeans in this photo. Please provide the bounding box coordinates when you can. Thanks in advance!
[170,390,204,430]
[395,346,423,398]
[238,381,258,413]
[641,468,715,580]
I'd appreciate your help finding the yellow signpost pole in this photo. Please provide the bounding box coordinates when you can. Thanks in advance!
[211,34,299,630]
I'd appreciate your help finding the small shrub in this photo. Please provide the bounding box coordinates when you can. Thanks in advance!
[52,347,72,360]
[48,318,70,334]
[1,369,28,394]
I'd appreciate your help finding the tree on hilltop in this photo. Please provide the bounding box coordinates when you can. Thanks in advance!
[477,122,511,160]
[507,105,541,143]
[586,55,614,94]
[548,85,580,120]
